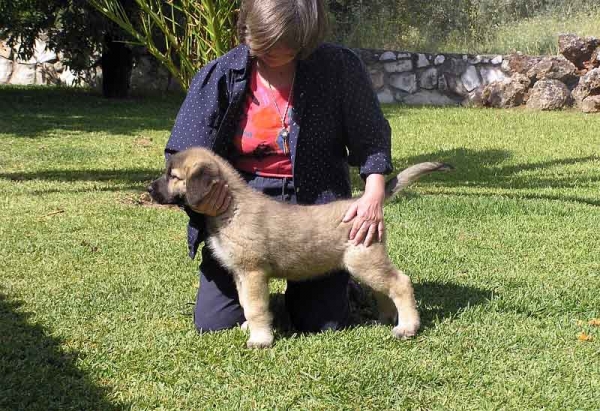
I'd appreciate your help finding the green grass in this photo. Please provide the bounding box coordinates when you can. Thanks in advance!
[1,86,600,410]
[338,5,600,55]
[442,8,600,55]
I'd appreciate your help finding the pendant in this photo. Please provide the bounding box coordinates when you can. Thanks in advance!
[280,128,290,155]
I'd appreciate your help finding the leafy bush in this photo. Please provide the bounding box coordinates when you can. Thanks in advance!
[327,0,600,54]
[89,0,240,90]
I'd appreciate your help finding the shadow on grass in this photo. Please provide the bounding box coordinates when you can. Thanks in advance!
[348,147,599,206]
[414,281,493,330]
[1,168,161,194]
[266,280,492,335]
[345,281,492,331]
[0,86,183,138]
[444,189,600,207]
[0,293,125,411]
[397,148,599,190]
[5,148,597,202]
[398,148,600,206]
[2,168,159,183]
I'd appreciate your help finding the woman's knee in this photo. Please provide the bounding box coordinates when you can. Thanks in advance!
[285,271,350,332]
[194,300,245,332]
[194,250,246,332]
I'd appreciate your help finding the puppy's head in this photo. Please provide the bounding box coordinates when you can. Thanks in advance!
[148,148,221,209]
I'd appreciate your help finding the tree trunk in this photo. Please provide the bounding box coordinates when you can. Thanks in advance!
[101,34,133,98]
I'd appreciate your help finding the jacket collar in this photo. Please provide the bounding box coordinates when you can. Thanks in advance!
[229,43,252,77]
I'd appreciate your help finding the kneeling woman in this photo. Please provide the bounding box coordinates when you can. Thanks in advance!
[165,0,392,333]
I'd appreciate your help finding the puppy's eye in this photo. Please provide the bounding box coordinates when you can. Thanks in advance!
[169,174,182,180]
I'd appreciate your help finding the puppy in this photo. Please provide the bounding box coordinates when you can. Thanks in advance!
[149,147,452,348]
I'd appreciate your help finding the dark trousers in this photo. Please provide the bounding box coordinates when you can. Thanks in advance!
[194,173,350,333]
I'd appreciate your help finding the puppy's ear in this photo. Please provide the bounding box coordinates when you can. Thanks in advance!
[185,161,220,207]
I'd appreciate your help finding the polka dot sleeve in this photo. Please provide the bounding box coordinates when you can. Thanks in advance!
[164,60,221,160]
[340,48,393,179]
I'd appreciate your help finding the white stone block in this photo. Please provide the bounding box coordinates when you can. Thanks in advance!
[9,63,36,85]
[480,66,507,84]
[417,54,430,68]
[36,49,58,64]
[383,59,413,73]
[419,67,438,89]
[461,65,481,92]
[379,51,397,61]
[33,38,57,63]
[377,88,395,104]
[434,55,445,65]
[0,57,13,83]
[59,68,77,86]
[468,55,482,64]
[0,42,11,59]
[389,72,417,93]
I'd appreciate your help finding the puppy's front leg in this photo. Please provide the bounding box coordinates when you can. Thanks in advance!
[237,271,273,348]
[233,275,249,332]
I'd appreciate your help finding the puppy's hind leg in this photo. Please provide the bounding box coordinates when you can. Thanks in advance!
[237,271,274,348]
[386,268,420,339]
[372,290,397,324]
[345,248,420,339]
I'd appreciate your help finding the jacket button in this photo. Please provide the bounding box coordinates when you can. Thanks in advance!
[296,187,301,193]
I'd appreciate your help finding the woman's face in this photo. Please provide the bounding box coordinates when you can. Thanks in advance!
[258,42,297,68]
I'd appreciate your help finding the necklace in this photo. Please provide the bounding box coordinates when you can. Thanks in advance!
[260,62,296,155]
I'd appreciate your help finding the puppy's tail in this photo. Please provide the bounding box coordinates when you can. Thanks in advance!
[384,162,454,200]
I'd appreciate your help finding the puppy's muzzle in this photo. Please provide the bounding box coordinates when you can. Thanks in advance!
[147,177,173,204]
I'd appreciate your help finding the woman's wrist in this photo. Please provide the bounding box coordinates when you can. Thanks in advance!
[364,173,386,200]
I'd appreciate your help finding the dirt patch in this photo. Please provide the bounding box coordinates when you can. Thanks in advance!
[133,137,153,148]
[119,192,180,209]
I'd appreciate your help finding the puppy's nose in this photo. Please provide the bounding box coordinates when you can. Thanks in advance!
[147,184,154,194]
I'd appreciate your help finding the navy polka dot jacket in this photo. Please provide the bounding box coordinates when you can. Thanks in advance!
[165,43,392,258]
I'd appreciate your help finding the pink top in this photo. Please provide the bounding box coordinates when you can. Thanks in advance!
[232,66,294,178]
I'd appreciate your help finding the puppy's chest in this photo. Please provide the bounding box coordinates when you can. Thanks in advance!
[207,230,262,267]
[206,236,238,272]
[205,213,268,270]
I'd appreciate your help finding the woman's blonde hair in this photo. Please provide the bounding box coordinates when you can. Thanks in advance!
[237,0,328,59]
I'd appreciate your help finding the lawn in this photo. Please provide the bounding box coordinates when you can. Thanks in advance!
[334,3,600,55]
[1,86,599,410]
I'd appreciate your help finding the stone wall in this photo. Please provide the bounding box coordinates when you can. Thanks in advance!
[2,34,599,111]
[357,48,505,106]
[0,39,83,86]
[0,37,175,92]
[361,34,600,112]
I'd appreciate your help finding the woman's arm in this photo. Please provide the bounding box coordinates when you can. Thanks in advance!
[338,48,393,246]
[339,48,393,179]
[165,60,232,250]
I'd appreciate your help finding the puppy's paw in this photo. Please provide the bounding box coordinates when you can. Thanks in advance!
[246,338,273,349]
[392,321,420,340]
[240,321,249,332]
[246,332,274,349]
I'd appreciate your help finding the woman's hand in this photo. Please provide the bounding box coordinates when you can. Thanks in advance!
[191,181,232,216]
[342,174,386,247]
